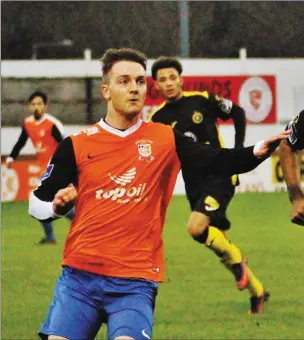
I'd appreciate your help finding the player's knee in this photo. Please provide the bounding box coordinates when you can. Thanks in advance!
[48,336,70,340]
[114,337,135,340]
[187,212,210,238]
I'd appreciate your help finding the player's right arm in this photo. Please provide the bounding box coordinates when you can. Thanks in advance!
[5,125,29,167]
[28,137,78,222]
[51,124,65,143]
[279,111,304,225]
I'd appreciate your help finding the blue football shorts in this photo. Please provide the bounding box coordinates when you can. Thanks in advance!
[39,266,159,340]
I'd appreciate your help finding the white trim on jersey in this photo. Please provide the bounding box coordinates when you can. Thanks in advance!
[29,191,55,220]
[98,118,143,138]
[44,113,65,138]
[29,191,72,220]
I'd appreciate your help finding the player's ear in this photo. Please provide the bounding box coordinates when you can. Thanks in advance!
[101,84,110,100]
[154,80,160,91]
[180,76,184,87]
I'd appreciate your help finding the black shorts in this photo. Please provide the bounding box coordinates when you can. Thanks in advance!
[187,179,235,231]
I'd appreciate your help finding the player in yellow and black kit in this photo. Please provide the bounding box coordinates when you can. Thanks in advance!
[150,56,270,314]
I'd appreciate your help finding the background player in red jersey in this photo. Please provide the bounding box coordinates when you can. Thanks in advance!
[279,110,304,226]
[29,48,289,340]
[6,91,75,244]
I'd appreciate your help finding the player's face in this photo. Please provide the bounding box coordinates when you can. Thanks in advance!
[155,68,183,101]
[102,61,147,117]
[28,96,47,120]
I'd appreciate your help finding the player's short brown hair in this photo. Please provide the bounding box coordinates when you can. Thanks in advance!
[101,48,147,82]
[151,56,183,80]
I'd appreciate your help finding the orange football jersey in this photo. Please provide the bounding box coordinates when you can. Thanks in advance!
[64,120,181,282]
[24,114,64,172]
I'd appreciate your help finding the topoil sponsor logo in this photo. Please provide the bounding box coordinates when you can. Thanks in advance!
[95,167,146,202]
[96,183,146,201]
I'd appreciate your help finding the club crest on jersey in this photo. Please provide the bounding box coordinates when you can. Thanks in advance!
[192,111,203,124]
[136,140,154,161]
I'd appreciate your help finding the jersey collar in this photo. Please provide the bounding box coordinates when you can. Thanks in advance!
[31,113,47,125]
[98,118,143,138]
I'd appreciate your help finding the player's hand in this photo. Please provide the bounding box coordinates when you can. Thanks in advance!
[291,198,304,226]
[5,157,14,168]
[253,130,291,158]
[53,184,77,212]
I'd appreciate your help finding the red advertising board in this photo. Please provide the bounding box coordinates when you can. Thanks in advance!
[143,75,276,124]
[1,160,41,201]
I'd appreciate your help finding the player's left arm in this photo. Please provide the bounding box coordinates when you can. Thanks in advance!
[208,93,246,148]
[174,129,290,176]
[229,104,246,148]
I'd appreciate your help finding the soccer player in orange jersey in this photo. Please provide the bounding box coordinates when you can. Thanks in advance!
[6,91,75,245]
[29,48,289,340]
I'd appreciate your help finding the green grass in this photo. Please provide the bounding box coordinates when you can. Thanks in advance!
[2,193,304,339]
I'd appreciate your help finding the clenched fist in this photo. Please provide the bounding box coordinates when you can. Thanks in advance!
[53,184,78,215]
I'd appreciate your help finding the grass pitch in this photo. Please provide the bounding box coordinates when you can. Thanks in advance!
[2,193,304,339]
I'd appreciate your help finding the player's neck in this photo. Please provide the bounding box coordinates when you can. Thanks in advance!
[33,113,46,121]
[105,109,140,130]
[167,91,183,103]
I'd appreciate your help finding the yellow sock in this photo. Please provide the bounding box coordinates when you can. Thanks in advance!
[222,242,264,296]
[247,267,264,297]
[205,226,242,264]
[206,227,264,296]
